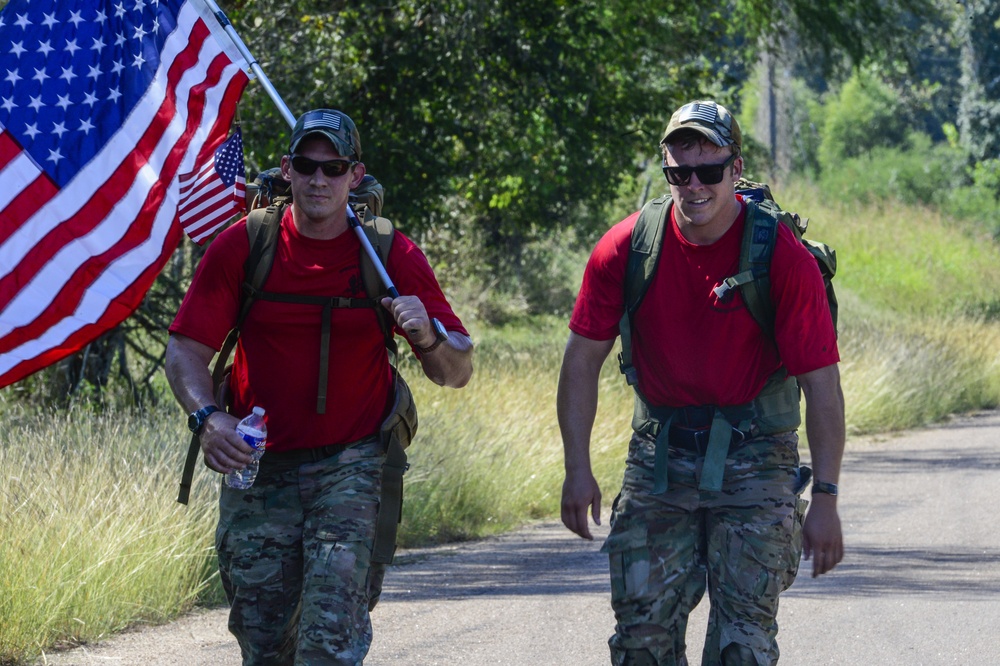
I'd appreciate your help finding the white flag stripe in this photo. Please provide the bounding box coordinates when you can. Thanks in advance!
[0,12,240,337]
[0,149,43,219]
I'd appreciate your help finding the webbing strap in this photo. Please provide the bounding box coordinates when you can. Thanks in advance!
[651,412,674,494]
[700,412,733,492]
[178,432,199,505]
[372,436,408,564]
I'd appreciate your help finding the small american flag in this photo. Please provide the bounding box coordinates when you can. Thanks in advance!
[178,126,247,244]
[0,0,250,388]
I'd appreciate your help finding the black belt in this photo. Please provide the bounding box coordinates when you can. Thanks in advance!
[260,435,380,469]
[668,424,750,456]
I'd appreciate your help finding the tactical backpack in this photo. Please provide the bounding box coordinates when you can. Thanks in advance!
[176,172,414,594]
[617,180,837,493]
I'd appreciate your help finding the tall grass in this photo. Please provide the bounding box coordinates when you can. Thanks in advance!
[4,180,1000,663]
[0,407,222,665]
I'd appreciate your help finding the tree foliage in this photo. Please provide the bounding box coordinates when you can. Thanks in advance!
[227,0,740,252]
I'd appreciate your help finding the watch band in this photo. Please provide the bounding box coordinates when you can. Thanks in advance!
[188,405,221,434]
[416,318,449,354]
[812,481,839,496]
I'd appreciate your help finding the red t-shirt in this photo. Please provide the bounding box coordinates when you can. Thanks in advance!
[570,199,839,407]
[170,208,468,451]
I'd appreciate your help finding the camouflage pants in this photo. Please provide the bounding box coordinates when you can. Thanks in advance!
[216,438,384,666]
[602,431,809,666]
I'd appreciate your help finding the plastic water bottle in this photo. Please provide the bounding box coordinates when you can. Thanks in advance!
[225,406,267,490]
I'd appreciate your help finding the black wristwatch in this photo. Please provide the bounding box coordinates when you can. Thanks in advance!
[812,481,839,496]
[416,318,449,354]
[187,405,221,434]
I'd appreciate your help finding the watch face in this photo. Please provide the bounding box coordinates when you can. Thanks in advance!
[432,318,449,341]
[188,412,201,433]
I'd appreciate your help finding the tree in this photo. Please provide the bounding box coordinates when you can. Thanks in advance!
[955,0,1000,164]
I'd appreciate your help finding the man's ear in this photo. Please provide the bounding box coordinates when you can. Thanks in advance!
[349,161,367,189]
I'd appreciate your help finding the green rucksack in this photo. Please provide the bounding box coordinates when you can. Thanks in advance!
[616,180,837,494]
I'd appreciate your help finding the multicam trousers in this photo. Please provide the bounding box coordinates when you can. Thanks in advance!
[602,431,809,666]
[216,438,384,666]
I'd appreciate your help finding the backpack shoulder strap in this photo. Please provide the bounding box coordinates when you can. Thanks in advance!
[354,204,398,360]
[212,203,285,386]
[618,195,671,387]
[735,200,779,340]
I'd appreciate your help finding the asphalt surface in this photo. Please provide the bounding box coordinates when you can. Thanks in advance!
[36,411,1000,665]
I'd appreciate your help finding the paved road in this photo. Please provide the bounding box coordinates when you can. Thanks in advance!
[37,411,1000,665]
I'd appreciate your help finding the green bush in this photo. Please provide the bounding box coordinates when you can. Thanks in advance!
[818,68,909,170]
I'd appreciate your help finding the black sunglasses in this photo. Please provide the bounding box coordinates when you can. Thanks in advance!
[290,155,356,178]
[662,152,738,186]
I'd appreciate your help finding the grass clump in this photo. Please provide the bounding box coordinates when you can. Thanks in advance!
[0,406,221,665]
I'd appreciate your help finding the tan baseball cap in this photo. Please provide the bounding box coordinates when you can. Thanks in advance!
[288,109,362,160]
[660,100,741,150]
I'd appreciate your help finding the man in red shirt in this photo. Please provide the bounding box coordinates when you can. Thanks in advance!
[558,100,844,665]
[166,108,473,665]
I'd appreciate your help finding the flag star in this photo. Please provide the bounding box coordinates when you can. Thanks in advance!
[111,60,124,75]
[28,95,44,111]
[65,39,81,57]
[60,67,76,83]
[132,52,146,69]
[47,147,64,164]
[1,97,15,113]
[32,67,49,84]
[114,32,126,48]
[24,123,41,140]
[15,13,31,30]
[108,87,122,103]
[152,17,160,34]
[69,10,85,27]
[83,90,99,105]
[114,3,127,19]
[38,40,55,57]
[79,117,95,134]
[11,41,27,58]
[52,121,68,138]
[133,24,147,41]
[5,69,23,85]
[42,12,58,29]
[91,35,106,52]
[133,0,146,10]
[87,64,102,79]
[96,9,108,23]
[56,93,72,110]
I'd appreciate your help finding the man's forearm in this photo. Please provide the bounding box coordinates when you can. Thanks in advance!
[418,332,474,388]
[799,364,846,484]
[165,335,220,413]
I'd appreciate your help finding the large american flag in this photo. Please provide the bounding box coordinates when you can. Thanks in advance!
[0,0,250,389]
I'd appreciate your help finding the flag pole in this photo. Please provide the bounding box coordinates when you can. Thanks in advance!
[203,0,401,299]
